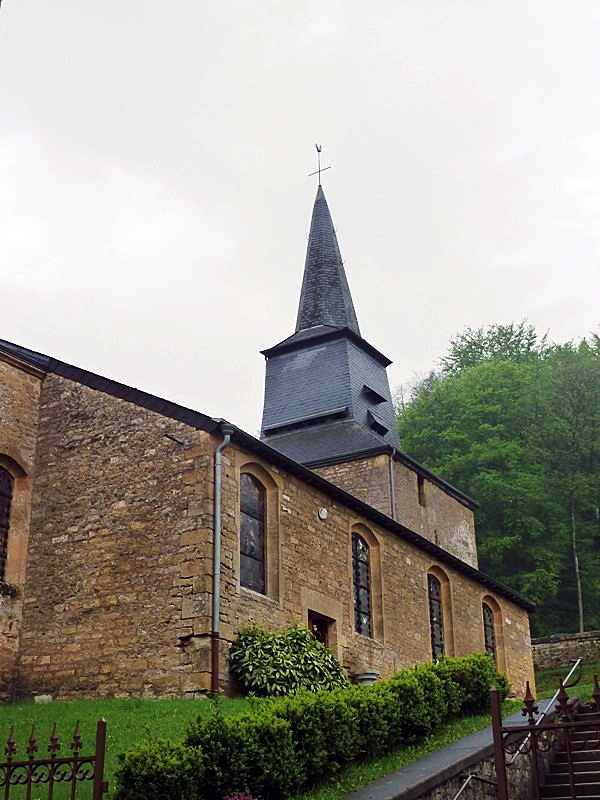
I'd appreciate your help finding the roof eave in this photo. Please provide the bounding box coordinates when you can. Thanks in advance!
[261,326,392,367]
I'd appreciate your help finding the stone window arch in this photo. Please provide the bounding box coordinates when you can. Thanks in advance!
[427,566,455,660]
[237,461,281,601]
[0,454,27,588]
[482,594,506,672]
[240,473,265,594]
[350,524,384,641]
[0,467,14,581]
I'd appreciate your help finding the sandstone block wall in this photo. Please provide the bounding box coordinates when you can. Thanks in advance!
[316,455,392,517]
[316,454,478,567]
[0,356,42,699]
[4,366,534,699]
[17,373,217,698]
[219,443,534,693]
[532,631,600,671]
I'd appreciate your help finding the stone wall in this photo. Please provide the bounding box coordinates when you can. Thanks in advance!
[8,367,534,699]
[17,372,216,698]
[315,454,392,517]
[0,355,42,700]
[532,630,600,670]
[315,454,478,567]
[411,750,552,800]
[218,442,534,693]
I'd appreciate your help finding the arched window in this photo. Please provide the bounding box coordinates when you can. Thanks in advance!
[0,467,14,582]
[352,532,372,637]
[483,601,497,661]
[240,473,265,594]
[428,573,444,659]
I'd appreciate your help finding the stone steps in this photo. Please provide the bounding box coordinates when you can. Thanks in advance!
[540,704,600,799]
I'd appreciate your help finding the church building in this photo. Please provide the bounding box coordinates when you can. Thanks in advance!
[0,186,535,700]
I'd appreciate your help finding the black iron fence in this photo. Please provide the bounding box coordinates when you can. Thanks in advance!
[0,718,108,800]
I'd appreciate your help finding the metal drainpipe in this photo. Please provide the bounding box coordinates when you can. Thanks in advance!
[389,448,397,521]
[211,424,234,694]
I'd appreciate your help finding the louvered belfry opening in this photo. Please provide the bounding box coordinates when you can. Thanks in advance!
[0,467,13,581]
[483,602,496,661]
[428,574,444,659]
[239,473,266,595]
[352,532,372,637]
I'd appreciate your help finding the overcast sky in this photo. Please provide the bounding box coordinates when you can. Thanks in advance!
[1,1,599,435]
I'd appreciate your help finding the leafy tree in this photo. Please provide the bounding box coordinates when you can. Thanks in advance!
[397,325,600,636]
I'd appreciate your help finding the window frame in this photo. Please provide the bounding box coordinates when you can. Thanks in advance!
[352,531,372,638]
[0,466,14,582]
[426,566,455,660]
[481,595,506,672]
[239,472,266,595]
[482,601,496,661]
[236,460,281,603]
[427,573,444,659]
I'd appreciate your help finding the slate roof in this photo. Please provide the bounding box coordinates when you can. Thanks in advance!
[261,324,392,366]
[263,419,389,464]
[295,186,360,334]
[0,336,533,611]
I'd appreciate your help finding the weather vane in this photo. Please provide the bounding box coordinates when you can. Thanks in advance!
[309,143,332,186]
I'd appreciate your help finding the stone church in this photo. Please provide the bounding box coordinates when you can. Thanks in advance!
[0,186,535,700]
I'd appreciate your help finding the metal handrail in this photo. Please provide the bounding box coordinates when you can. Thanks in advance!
[453,658,583,799]
[506,657,582,765]
[451,771,497,800]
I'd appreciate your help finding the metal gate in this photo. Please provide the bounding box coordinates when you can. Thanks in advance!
[0,717,108,799]
[491,676,600,800]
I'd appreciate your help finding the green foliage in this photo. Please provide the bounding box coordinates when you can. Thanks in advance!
[268,689,360,786]
[398,326,600,635]
[113,739,204,800]
[115,654,509,800]
[434,654,509,715]
[229,623,350,696]
[186,703,299,800]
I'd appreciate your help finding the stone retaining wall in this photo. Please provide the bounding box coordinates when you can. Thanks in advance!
[414,751,553,800]
[532,631,600,670]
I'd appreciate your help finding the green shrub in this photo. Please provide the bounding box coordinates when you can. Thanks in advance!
[113,739,204,800]
[229,622,349,696]
[186,704,300,800]
[434,653,509,715]
[344,684,392,760]
[412,662,449,729]
[269,688,360,785]
[116,653,511,800]
[373,671,430,747]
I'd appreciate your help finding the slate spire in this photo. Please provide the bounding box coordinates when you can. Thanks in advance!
[295,186,361,335]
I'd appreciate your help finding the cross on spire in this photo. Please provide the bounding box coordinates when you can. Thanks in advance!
[309,143,332,186]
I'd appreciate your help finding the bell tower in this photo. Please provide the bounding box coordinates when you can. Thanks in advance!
[260,185,400,467]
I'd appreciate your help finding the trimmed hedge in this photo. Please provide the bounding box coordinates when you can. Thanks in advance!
[113,654,509,800]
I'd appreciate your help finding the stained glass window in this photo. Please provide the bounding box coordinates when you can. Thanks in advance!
[483,602,496,661]
[428,574,444,660]
[352,533,372,637]
[0,467,14,582]
[240,473,265,594]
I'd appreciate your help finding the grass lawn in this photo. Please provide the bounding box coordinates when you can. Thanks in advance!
[535,658,600,700]
[0,696,520,800]
[0,695,253,798]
